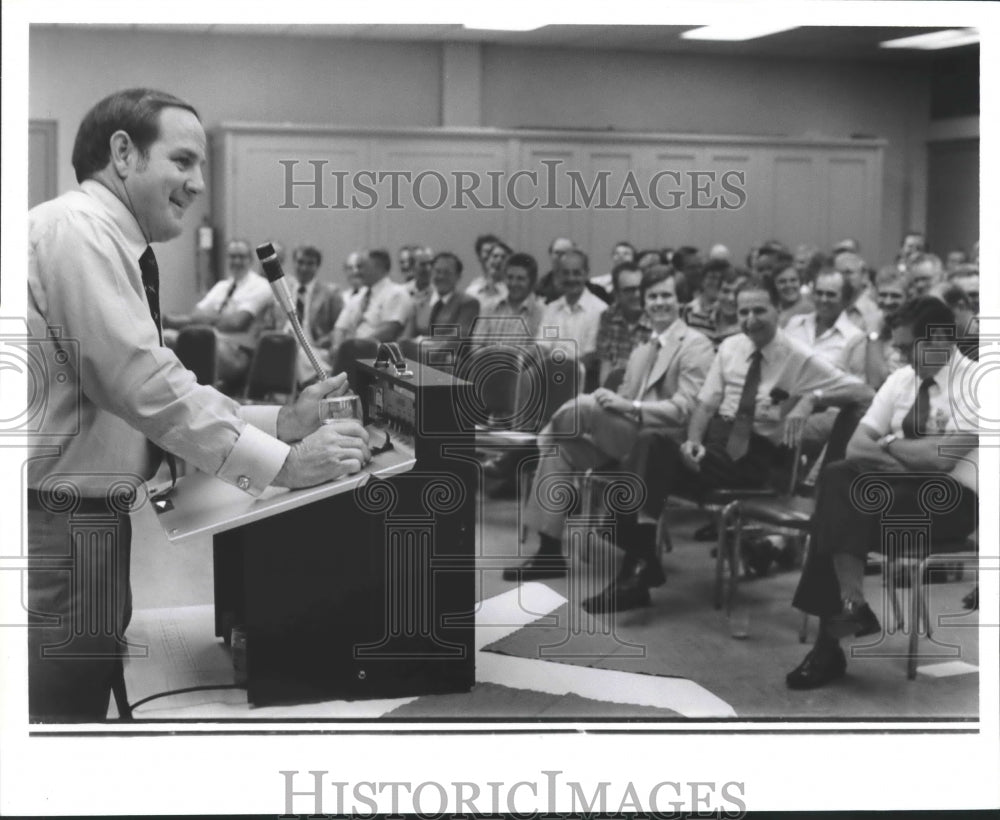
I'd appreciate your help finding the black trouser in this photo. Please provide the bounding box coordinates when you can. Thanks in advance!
[792,459,978,617]
[623,416,780,520]
[28,490,133,722]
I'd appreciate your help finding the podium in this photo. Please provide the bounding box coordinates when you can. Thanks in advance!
[156,359,477,706]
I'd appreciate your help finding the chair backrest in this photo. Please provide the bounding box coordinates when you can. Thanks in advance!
[175,325,217,386]
[244,332,297,402]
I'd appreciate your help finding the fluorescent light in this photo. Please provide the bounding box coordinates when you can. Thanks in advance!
[461,21,545,32]
[880,28,979,50]
[681,24,798,42]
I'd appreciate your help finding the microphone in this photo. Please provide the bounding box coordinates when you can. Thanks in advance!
[255,241,329,381]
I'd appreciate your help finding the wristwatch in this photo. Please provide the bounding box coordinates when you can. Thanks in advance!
[811,388,824,404]
[879,433,899,451]
[868,330,880,342]
[632,399,642,421]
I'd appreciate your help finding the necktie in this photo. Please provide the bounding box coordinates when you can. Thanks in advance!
[139,246,163,344]
[429,298,444,332]
[726,349,763,460]
[901,376,935,439]
[635,337,662,399]
[217,280,238,313]
[296,284,307,324]
[138,246,177,488]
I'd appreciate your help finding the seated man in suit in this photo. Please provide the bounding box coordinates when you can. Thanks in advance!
[584,275,875,613]
[163,237,276,393]
[787,297,979,689]
[285,244,343,384]
[401,251,480,362]
[504,268,715,581]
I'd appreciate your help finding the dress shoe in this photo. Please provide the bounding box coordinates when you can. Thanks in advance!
[786,642,847,690]
[581,574,652,614]
[501,554,568,582]
[826,599,881,640]
[616,555,665,588]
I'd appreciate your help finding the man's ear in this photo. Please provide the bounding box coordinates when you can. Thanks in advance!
[108,129,134,179]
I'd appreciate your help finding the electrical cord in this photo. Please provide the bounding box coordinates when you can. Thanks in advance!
[128,683,243,713]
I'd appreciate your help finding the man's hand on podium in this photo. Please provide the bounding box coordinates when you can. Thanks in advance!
[276,373,352,442]
[272,419,372,489]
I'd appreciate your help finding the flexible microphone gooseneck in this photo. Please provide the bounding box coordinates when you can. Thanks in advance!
[255,242,329,381]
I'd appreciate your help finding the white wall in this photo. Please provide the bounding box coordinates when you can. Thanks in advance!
[29,27,933,312]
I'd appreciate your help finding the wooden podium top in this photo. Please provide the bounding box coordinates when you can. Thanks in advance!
[153,431,415,544]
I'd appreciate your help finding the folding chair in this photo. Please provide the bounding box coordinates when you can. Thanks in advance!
[174,324,216,386]
[243,332,297,403]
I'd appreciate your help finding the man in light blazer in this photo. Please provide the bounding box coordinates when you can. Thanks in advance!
[285,245,344,383]
[504,268,715,582]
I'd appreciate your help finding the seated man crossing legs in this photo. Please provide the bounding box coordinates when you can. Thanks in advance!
[584,275,875,614]
[505,268,715,581]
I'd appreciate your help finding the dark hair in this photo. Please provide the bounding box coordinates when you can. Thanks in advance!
[734,273,779,307]
[613,240,636,256]
[701,258,733,282]
[640,265,674,303]
[368,249,392,273]
[504,252,539,284]
[489,240,512,257]
[72,88,200,184]
[432,251,464,278]
[294,245,322,266]
[475,234,501,256]
[891,295,956,339]
[939,284,971,312]
[558,248,589,273]
[611,261,641,293]
[636,249,664,266]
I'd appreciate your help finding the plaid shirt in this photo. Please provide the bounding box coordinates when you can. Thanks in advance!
[595,303,653,372]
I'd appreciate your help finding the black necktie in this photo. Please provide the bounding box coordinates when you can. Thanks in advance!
[429,298,444,332]
[139,246,163,344]
[138,246,177,488]
[727,349,763,460]
[901,376,935,439]
[296,284,307,324]
[218,280,238,313]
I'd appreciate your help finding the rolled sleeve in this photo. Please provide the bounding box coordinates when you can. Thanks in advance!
[859,369,903,436]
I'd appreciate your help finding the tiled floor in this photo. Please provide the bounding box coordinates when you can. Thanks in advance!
[127,480,979,722]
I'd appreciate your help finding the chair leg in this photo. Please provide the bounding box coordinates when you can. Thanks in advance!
[727,503,741,616]
[713,507,726,609]
[907,558,922,680]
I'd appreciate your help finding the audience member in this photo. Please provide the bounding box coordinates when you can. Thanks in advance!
[403,251,479,343]
[537,249,607,359]
[285,245,343,384]
[404,245,435,335]
[896,230,927,272]
[775,264,814,327]
[708,243,731,262]
[344,250,365,296]
[591,240,636,292]
[711,266,748,346]
[536,236,576,303]
[593,262,653,388]
[787,297,978,690]
[834,252,880,332]
[164,237,275,393]
[856,266,908,389]
[506,268,714,581]
[786,268,864,375]
[466,240,511,313]
[636,249,665,272]
[585,276,873,613]
[945,248,968,273]
[940,282,980,361]
[682,257,727,336]
[398,244,417,281]
[331,249,411,368]
[907,252,944,298]
[831,238,860,255]
[473,252,545,342]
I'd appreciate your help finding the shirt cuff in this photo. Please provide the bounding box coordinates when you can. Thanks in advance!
[216,422,290,497]
[239,404,281,437]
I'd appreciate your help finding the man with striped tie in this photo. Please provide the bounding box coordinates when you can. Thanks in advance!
[26,88,370,722]
[585,275,873,614]
[504,268,715,582]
